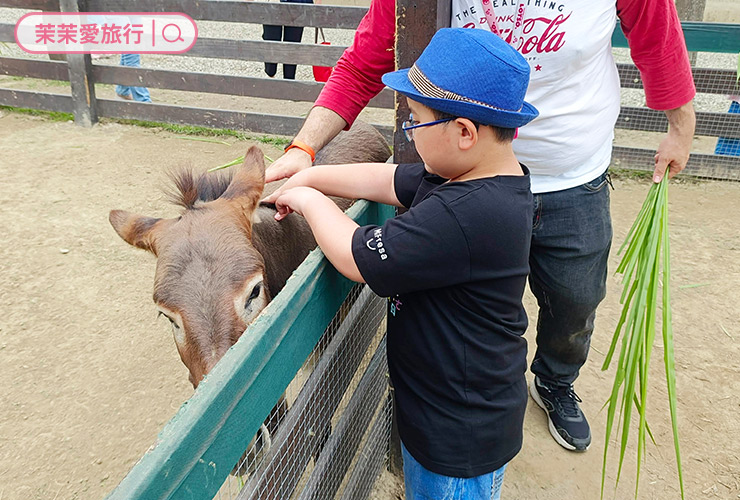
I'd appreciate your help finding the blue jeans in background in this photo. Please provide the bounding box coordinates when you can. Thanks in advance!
[402,443,507,500]
[529,170,613,387]
[116,54,152,102]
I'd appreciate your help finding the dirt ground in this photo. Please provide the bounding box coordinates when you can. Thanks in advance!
[0,108,739,500]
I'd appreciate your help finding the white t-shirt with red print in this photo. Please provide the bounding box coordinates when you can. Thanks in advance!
[315,0,695,194]
[451,0,619,192]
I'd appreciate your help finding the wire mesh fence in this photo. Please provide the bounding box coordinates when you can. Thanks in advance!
[209,284,391,500]
[611,46,740,180]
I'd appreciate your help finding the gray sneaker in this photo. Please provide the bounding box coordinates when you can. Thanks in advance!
[530,376,591,451]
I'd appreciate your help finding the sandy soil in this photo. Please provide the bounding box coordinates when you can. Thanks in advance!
[0,112,283,500]
[0,110,739,500]
[511,181,740,500]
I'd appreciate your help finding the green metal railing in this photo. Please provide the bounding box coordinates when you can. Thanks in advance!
[613,21,740,52]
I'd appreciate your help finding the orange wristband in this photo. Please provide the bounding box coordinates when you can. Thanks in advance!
[284,139,316,162]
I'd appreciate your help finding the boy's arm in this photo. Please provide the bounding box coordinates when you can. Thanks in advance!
[263,162,402,207]
[273,187,364,283]
[276,186,476,298]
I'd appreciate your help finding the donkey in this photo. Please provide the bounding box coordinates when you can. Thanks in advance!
[109,121,390,472]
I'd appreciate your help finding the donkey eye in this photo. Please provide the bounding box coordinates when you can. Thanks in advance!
[165,316,179,331]
[158,311,180,330]
[247,283,262,304]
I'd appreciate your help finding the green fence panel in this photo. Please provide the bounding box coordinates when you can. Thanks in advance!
[613,21,740,53]
[106,200,396,500]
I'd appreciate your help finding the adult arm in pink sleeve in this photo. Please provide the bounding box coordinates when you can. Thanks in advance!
[314,0,396,128]
[617,0,696,181]
[617,0,695,110]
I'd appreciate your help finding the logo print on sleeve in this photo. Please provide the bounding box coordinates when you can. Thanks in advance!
[366,228,388,261]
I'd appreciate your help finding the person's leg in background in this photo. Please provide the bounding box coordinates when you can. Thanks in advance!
[262,24,282,77]
[281,24,304,79]
[528,170,613,452]
[116,54,151,102]
[279,0,313,79]
[115,53,132,100]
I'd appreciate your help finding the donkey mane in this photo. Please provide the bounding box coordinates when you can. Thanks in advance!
[166,168,236,209]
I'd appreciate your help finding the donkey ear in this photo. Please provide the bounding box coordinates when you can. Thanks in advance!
[221,146,266,207]
[109,210,169,255]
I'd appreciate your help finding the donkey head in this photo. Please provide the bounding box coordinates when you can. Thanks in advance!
[110,147,269,388]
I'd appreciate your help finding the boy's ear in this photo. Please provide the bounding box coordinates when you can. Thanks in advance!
[456,118,478,151]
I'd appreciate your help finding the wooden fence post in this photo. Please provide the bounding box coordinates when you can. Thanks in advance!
[675,0,707,25]
[59,0,98,126]
[675,0,707,66]
[389,0,450,476]
[393,0,450,164]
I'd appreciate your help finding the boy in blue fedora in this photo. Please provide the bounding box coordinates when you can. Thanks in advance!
[264,27,537,500]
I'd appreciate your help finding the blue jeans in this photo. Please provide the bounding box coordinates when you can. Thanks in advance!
[402,443,507,500]
[116,54,152,102]
[529,171,613,386]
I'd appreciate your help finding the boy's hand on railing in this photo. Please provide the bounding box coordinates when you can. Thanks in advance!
[265,148,313,183]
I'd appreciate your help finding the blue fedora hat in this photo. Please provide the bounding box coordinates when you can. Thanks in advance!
[382,28,538,129]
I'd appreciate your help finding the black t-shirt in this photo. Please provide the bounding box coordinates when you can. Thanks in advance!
[351,163,533,478]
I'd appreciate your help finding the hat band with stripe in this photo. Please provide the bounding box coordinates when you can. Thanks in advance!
[407,64,522,113]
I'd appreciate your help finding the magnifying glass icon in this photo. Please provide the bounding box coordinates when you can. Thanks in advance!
[161,23,184,43]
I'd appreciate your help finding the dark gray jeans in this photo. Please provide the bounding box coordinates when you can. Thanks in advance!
[529,171,613,387]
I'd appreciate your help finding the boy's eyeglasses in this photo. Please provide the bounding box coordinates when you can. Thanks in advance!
[401,113,454,142]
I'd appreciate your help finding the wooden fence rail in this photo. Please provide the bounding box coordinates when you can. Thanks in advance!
[86,0,369,28]
[2,56,737,107]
